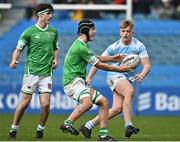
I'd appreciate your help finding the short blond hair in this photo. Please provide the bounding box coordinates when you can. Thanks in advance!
[120,20,134,29]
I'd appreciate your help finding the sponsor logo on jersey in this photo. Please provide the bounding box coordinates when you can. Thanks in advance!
[35,35,40,39]
[48,32,55,40]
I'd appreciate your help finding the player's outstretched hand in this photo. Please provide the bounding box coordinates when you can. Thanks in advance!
[114,54,126,61]
[52,59,58,69]
[9,60,18,69]
[134,73,145,84]
[85,77,91,86]
[119,65,134,72]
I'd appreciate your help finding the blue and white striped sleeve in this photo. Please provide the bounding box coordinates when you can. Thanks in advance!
[139,44,149,58]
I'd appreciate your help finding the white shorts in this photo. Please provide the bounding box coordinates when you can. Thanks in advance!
[64,77,102,103]
[107,75,127,91]
[21,74,53,95]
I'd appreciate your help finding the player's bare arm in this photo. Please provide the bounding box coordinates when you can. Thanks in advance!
[86,55,126,85]
[94,61,132,72]
[97,54,125,62]
[86,66,98,85]
[9,48,21,69]
[134,57,151,83]
[52,49,59,69]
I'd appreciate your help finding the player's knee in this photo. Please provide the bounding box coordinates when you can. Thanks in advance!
[99,97,109,108]
[41,102,50,110]
[86,102,93,109]
[20,99,31,109]
[112,106,122,114]
[103,97,109,107]
[19,102,28,110]
[125,87,134,97]
[83,101,93,110]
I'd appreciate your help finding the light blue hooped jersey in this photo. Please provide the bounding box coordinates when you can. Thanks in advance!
[102,37,149,82]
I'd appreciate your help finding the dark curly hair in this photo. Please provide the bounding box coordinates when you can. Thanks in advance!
[35,3,54,15]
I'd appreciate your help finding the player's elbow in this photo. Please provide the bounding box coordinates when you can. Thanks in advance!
[146,64,151,72]
[94,61,106,70]
[144,63,151,75]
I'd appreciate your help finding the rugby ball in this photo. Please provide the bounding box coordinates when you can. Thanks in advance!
[121,54,140,68]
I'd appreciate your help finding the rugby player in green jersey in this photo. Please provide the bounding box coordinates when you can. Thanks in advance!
[60,19,131,141]
[9,3,59,139]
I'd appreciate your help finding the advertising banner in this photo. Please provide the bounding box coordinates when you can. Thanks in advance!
[136,87,180,115]
[1,85,180,115]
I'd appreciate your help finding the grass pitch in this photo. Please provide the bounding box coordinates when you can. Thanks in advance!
[0,114,180,141]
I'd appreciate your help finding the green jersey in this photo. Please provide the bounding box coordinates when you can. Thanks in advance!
[17,24,59,76]
[63,39,98,86]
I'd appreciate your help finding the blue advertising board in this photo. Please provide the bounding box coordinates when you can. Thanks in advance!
[136,87,180,115]
[0,84,180,115]
[0,84,100,114]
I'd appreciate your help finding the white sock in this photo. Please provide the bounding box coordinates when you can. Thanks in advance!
[85,121,94,129]
[11,124,19,129]
[10,124,19,132]
[125,121,133,128]
[37,124,45,131]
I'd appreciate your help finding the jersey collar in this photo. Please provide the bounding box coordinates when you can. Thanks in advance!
[78,38,87,45]
[120,37,134,46]
[35,24,48,31]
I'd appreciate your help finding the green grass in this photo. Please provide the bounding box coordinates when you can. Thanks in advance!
[0,114,180,141]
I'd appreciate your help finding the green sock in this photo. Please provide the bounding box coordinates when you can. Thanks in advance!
[64,119,73,126]
[99,128,108,138]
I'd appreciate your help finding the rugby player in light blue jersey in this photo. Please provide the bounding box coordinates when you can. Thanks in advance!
[81,20,151,138]
[9,3,59,139]
[59,19,132,141]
